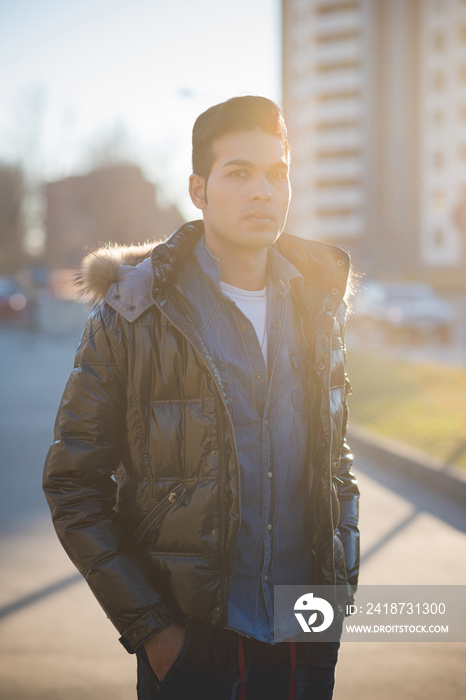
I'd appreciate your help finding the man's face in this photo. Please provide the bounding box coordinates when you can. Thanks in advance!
[189,129,291,256]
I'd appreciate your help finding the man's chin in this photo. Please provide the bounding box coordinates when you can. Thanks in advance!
[239,223,282,247]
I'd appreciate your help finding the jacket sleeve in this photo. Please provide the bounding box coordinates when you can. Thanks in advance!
[42,303,180,653]
[334,306,360,593]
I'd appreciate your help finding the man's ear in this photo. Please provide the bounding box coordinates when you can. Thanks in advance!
[189,174,207,210]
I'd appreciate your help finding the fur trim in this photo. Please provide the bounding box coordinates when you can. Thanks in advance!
[76,241,158,304]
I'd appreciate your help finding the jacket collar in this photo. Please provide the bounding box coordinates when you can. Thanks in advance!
[85,220,350,323]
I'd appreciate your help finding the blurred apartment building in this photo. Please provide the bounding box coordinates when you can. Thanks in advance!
[45,164,183,269]
[282,0,466,287]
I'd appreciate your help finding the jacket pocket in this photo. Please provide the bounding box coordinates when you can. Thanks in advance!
[133,483,187,546]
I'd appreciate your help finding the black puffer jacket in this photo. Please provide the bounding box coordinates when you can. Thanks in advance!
[43,221,359,653]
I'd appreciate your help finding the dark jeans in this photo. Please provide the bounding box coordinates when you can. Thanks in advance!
[136,617,341,700]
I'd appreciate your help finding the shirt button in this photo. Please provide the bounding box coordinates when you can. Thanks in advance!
[264,420,269,427]
[114,293,121,300]
[267,523,272,531]
[240,324,247,331]
[255,373,262,380]
[337,258,345,267]
[211,450,218,457]
[331,288,339,296]
[267,471,273,479]
[273,319,280,326]
[318,362,326,372]
[211,528,218,535]
[129,304,136,311]
[264,575,269,581]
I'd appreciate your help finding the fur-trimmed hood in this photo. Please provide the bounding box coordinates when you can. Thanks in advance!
[76,220,352,324]
[77,241,157,306]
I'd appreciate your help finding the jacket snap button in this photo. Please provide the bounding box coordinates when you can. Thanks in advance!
[273,319,280,326]
[211,528,218,535]
[255,373,262,380]
[240,325,247,331]
[267,523,272,531]
[215,606,222,613]
[211,450,218,457]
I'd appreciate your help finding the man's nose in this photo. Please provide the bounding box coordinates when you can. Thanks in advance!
[250,174,272,201]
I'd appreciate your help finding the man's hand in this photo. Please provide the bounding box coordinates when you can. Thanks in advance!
[143,623,186,680]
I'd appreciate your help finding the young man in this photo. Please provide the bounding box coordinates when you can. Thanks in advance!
[43,96,359,699]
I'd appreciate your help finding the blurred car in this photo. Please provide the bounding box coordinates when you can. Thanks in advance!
[0,276,29,324]
[352,281,456,344]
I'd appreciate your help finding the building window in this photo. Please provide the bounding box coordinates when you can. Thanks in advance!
[315,60,361,74]
[433,72,446,91]
[315,207,358,218]
[314,177,361,188]
[315,30,360,44]
[314,120,359,131]
[314,1,360,14]
[433,111,445,126]
[315,89,361,102]
[315,148,360,159]
[432,189,446,211]
[434,228,444,247]
[433,31,445,50]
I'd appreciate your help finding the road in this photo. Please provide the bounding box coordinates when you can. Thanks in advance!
[0,321,465,700]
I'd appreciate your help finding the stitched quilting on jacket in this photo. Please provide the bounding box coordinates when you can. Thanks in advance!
[43,220,360,654]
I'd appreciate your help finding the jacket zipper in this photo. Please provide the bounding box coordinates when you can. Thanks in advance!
[150,290,234,623]
[213,387,230,620]
[133,483,186,545]
[305,309,338,592]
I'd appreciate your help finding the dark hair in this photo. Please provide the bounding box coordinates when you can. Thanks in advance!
[192,95,290,180]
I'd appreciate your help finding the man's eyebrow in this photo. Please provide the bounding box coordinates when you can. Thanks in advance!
[222,159,288,169]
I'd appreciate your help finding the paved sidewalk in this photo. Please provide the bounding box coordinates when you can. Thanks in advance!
[0,323,465,699]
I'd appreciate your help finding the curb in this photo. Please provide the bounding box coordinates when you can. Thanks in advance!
[348,425,466,505]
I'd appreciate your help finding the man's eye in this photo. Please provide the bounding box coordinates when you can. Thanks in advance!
[230,170,247,177]
[271,171,287,180]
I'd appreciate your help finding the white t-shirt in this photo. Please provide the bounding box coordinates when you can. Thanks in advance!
[220,281,268,364]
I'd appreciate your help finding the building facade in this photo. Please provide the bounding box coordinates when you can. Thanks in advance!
[45,164,183,269]
[282,0,466,286]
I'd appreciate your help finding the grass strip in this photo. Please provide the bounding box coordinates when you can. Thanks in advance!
[346,349,466,470]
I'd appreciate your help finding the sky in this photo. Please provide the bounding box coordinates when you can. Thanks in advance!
[0,0,281,218]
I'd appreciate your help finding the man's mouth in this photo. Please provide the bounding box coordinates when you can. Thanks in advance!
[244,211,276,223]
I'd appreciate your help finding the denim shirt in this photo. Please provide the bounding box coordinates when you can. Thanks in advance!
[176,240,313,643]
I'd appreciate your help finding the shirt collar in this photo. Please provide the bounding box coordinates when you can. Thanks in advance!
[193,236,303,294]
